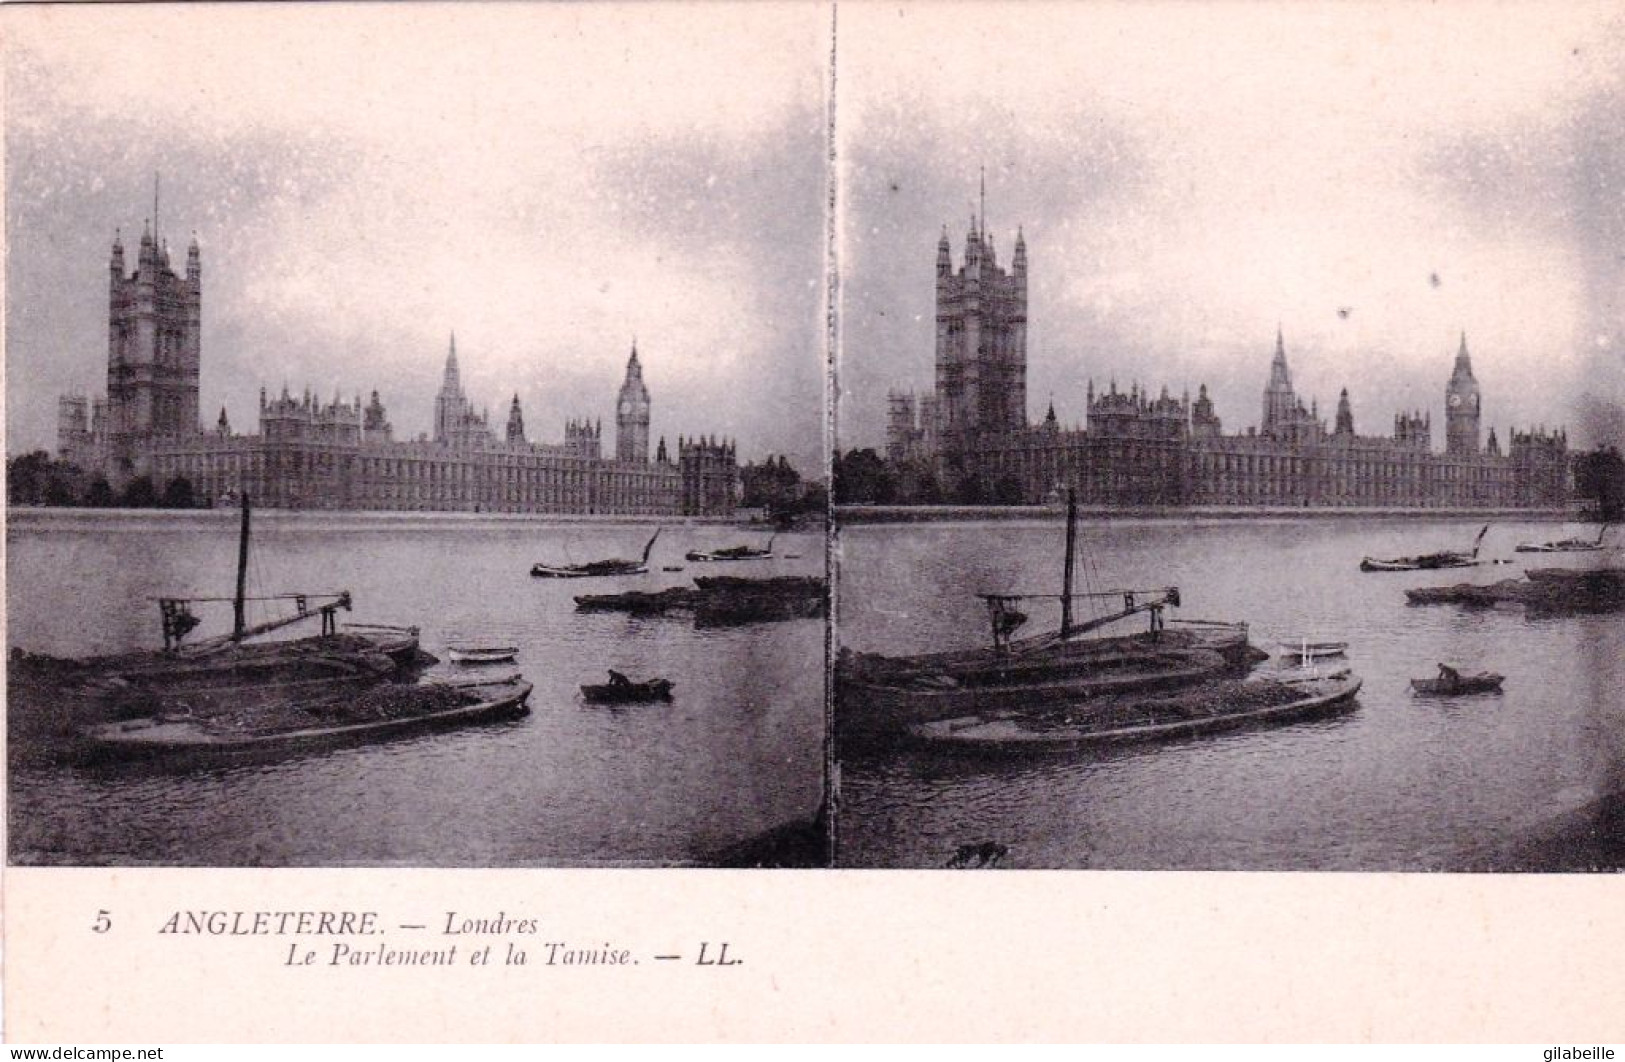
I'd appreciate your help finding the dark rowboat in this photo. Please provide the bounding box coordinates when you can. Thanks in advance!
[1411,667,1504,696]
[581,674,674,704]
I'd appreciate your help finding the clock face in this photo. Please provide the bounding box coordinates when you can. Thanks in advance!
[619,400,630,416]
[1448,394,1462,408]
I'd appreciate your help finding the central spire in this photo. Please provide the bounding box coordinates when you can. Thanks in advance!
[1268,326,1292,388]
[443,332,461,386]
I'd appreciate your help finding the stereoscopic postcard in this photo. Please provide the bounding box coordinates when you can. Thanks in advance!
[5,0,1622,1043]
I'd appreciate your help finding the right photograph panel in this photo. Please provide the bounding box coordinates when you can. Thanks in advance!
[831,2,1625,870]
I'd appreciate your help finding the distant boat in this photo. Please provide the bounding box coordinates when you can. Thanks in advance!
[446,646,518,665]
[1404,581,1519,607]
[1361,524,1490,572]
[580,671,674,704]
[1515,525,1609,553]
[1411,664,1504,696]
[686,535,774,563]
[1524,566,1625,586]
[1405,568,1625,614]
[531,528,661,578]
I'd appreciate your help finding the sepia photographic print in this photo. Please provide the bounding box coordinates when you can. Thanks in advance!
[5,0,1625,1044]
[6,3,829,868]
[831,3,1625,872]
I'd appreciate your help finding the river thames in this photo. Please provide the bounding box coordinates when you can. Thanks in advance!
[7,509,824,866]
[835,516,1625,871]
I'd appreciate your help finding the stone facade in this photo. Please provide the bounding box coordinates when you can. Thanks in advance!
[886,215,1568,509]
[933,213,1028,490]
[58,213,738,516]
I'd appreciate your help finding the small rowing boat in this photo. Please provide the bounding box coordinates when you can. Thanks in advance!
[446,646,518,665]
[581,671,674,704]
[1410,664,1504,696]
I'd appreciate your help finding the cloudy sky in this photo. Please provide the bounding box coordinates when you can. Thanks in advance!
[837,2,1625,451]
[5,3,827,471]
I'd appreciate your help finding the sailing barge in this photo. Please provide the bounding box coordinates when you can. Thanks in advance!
[67,494,535,763]
[1514,525,1610,553]
[685,536,775,563]
[531,528,662,578]
[1360,524,1491,572]
[837,491,1272,744]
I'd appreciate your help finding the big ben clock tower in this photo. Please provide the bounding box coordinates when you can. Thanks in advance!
[1445,331,1482,456]
[615,341,651,464]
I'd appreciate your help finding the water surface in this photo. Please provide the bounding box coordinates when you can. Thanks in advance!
[8,509,824,866]
[835,517,1624,870]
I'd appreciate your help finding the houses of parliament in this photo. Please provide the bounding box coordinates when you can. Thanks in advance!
[56,214,738,515]
[886,209,1569,509]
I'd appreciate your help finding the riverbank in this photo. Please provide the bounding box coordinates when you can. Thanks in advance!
[5,505,751,533]
[835,504,1574,524]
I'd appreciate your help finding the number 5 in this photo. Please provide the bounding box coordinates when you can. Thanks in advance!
[92,910,111,933]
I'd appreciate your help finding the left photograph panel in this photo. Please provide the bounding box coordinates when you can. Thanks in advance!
[5,3,831,867]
